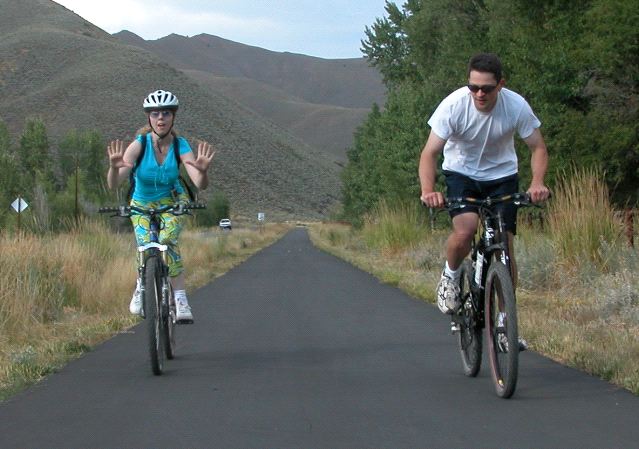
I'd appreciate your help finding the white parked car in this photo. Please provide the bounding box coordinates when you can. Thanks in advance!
[219,218,232,230]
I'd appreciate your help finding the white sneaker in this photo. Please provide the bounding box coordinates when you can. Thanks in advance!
[436,272,461,314]
[129,279,142,315]
[176,298,194,323]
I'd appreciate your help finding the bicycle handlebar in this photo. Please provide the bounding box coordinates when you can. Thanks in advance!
[423,192,551,217]
[99,202,206,217]
[444,192,536,210]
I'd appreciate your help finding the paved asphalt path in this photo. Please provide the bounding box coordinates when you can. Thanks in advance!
[1,228,638,448]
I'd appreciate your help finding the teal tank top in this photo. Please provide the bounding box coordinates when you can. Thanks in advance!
[131,134,192,202]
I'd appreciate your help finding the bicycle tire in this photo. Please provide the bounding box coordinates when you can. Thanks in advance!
[144,257,164,375]
[485,260,518,398]
[457,259,482,377]
[163,279,176,360]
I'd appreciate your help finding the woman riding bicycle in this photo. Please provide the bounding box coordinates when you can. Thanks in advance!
[106,89,215,322]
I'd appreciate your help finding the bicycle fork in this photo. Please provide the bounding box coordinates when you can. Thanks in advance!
[136,245,169,319]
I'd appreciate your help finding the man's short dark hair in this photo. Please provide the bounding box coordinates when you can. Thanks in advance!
[468,53,502,82]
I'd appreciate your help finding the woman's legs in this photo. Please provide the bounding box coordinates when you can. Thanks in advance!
[170,272,185,291]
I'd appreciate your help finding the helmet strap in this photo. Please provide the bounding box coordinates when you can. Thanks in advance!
[148,117,174,142]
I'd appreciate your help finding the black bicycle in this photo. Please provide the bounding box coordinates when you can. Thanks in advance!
[100,202,205,375]
[440,192,540,398]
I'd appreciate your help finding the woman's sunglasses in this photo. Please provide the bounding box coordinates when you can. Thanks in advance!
[467,84,498,94]
[149,110,174,118]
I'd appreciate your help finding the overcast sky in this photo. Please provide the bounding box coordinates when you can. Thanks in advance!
[52,0,389,59]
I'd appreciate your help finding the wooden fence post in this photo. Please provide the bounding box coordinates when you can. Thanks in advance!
[624,208,634,247]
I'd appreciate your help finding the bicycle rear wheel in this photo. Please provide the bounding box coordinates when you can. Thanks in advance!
[457,260,482,377]
[485,261,518,398]
[144,257,164,375]
[162,279,176,360]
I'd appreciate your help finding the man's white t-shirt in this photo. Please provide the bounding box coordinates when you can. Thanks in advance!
[427,87,541,181]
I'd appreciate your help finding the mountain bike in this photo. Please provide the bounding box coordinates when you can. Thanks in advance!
[439,192,541,398]
[99,202,205,375]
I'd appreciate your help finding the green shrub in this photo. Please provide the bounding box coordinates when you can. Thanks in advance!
[195,191,230,227]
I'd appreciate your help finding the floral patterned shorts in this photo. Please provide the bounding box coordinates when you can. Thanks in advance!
[130,193,188,277]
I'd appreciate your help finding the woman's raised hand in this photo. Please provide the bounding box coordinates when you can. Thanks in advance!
[107,140,132,169]
[184,140,216,172]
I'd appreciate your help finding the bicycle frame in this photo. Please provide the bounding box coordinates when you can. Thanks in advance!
[471,204,510,292]
[448,193,528,294]
[442,192,535,398]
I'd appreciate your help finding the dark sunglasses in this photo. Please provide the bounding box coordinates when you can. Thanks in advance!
[149,110,174,118]
[467,84,498,94]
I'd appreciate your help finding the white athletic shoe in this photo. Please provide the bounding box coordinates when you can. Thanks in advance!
[176,298,194,323]
[129,279,143,316]
[436,272,461,314]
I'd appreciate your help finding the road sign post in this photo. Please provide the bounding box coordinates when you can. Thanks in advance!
[11,196,29,233]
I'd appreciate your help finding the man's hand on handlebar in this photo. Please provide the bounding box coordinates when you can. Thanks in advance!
[526,183,551,203]
[421,191,445,208]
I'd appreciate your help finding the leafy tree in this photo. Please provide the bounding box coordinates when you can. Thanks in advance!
[579,0,639,203]
[17,118,53,193]
[344,0,639,222]
[343,88,432,223]
[0,121,17,195]
[51,172,83,229]
[361,1,422,88]
[59,129,106,200]
[0,120,20,228]
[194,191,230,227]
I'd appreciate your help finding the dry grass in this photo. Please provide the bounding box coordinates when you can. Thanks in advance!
[548,166,623,270]
[361,199,425,252]
[0,220,289,400]
[309,170,639,395]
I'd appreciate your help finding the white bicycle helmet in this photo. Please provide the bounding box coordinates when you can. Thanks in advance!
[143,89,179,111]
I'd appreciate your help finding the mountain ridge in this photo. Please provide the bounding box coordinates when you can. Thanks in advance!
[114,30,385,163]
[115,30,385,109]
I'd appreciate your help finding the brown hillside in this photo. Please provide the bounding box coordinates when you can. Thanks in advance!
[115,31,385,162]
[182,70,369,164]
[0,0,341,220]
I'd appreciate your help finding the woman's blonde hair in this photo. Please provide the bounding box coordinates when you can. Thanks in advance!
[136,125,179,137]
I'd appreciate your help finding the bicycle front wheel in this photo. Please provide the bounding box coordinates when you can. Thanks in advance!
[457,260,482,377]
[163,279,176,360]
[144,257,164,375]
[485,261,518,398]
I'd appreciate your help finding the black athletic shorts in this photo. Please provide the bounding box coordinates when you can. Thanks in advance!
[443,170,520,235]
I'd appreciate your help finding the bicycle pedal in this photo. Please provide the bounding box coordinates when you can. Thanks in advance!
[176,318,194,325]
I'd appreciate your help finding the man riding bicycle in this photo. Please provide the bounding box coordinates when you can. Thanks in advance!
[106,90,215,322]
[419,53,550,318]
